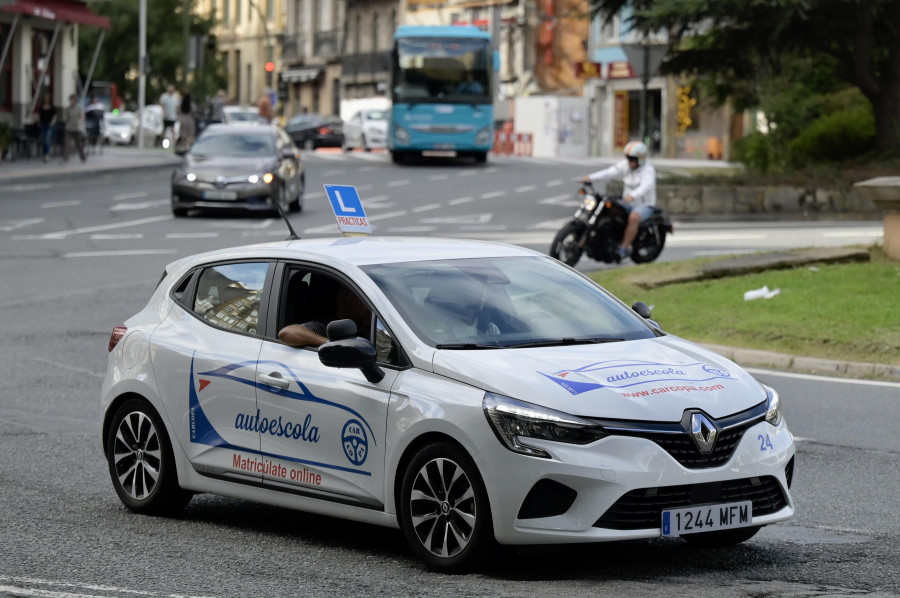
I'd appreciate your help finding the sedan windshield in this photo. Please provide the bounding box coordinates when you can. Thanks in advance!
[362,256,657,348]
[190,132,275,156]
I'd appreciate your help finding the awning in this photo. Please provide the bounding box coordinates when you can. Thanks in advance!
[280,67,322,83]
[0,0,111,29]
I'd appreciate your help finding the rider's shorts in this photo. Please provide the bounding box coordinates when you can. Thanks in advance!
[626,204,656,222]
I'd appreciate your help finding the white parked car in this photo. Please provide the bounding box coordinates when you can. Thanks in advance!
[342,109,388,151]
[103,111,135,145]
[101,237,795,572]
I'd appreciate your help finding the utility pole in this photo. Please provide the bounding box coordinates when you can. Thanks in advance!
[138,0,147,148]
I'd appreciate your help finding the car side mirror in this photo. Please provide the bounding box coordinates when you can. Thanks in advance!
[319,319,385,383]
[632,301,662,331]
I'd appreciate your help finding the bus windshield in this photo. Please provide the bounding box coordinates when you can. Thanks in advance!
[392,37,491,105]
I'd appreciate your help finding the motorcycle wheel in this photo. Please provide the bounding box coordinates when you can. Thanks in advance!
[549,222,586,266]
[631,226,667,264]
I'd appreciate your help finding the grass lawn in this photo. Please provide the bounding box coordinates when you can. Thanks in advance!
[590,248,900,366]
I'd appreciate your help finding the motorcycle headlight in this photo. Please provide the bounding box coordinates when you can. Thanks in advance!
[483,393,608,458]
[582,196,598,211]
[394,125,410,144]
[475,126,491,145]
[764,384,782,426]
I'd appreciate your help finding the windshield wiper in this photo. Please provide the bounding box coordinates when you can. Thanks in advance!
[504,337,625,349]
[434,342,502,350]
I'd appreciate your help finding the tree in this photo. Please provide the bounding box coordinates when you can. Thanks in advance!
[79,0,225,109]
[590,0,900,152]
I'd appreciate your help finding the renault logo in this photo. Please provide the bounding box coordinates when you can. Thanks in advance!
[690,413,718,453]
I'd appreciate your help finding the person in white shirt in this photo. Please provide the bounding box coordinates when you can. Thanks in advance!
[582,140,656,260]
[159,84,179,145]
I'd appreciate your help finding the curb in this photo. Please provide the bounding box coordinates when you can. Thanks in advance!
[0,160,180,186]
[702,343,900,383]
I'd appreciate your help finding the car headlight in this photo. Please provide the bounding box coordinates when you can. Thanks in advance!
[483,393,608,459]
[475,126,491,145]
[248,173,274,184]
[764,384,782,426]
[394,125,410,144]
[176,172,196,182]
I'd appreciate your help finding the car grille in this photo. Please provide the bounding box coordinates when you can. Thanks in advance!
[589,401,768,470]
[594,476,788,530]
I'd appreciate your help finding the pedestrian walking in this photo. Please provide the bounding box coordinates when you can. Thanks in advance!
[208,89,226,124]
[159,84,179,147]
[62,94,87,162]
[177,91,196,151]
[37,94,58,162]
[85,94,105,152]
[257,93,274,124]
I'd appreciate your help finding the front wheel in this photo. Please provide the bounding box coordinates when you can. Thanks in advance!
[289,175,304,213]
[681,525,762,547]
[549,221,586,267]
[106,398,192,515]
[631,225,667,264]
[399,442,494,572]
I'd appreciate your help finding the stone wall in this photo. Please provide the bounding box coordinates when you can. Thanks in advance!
[652,185,880,218]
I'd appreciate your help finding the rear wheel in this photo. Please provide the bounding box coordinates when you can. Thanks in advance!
[399,442,494,572]
[106,398,192,515]
[172,207,188,217]
[631,225,667,264]
[549,221,586,267]
[289,176,304,213]
[682,526,762,547]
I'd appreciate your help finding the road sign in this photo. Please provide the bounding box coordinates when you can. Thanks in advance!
[324,184,372,235]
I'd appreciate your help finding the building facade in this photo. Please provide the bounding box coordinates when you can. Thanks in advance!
[1,1,109,130]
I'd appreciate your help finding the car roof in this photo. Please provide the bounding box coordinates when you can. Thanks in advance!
[166,237,541,274]
[201,123,275,135]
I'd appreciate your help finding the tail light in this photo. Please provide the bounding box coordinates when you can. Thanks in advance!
[108,325,127,352]
[318,126,331,135]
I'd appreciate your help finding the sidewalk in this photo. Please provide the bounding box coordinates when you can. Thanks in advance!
[0,145,182,186]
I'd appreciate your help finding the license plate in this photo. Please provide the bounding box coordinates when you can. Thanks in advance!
[203,190,238,200]
[661,501,752,536]
[422,150,457,157]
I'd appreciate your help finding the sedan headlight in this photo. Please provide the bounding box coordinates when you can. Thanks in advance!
[483,393,608,458]
[764,384,782,426]
[174,172,196,182]
[248,173,275,184]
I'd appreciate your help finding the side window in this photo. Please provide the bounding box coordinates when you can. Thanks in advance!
[375,317,399,365]
[193,262,269,335]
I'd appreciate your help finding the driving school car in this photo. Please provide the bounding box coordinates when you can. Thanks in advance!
[100,237,795,572]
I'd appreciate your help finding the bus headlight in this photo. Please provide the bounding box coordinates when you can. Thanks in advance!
[475,126,491,145]
[394,125,410,144]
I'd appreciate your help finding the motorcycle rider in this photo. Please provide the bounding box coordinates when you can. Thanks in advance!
[581,140,656,260]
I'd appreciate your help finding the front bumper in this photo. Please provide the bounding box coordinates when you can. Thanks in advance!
[171,181,278,212]
[481,418,795,545]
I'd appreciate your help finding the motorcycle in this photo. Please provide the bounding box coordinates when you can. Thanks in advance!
[549,182,673,266]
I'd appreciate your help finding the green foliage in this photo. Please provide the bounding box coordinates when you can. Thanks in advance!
[79,0,226,109]
[788,103,876,166]
[733,132,775,173]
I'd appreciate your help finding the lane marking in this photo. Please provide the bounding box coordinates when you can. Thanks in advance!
[209,219,275,230]
[3,183,55,192]
[413,203,441,213]
[516,185,537,193]
[368,210,408,221]
[529,218,571,230]
[480,190,506,199]
[0,575,219,598]
[668,233,767,242]
[745,368,900,389]
[387,226,437,233]
[449,196,473,205]
[90,233,144,240]
[459,169,477,177]
[429,174,449,181]
[112,191,149,201]
[545,179,565,187]
[421,213,492,225]
[63,249,177,258]
[30,215,172,239]
[0,218,44,232]
[538,194,573,205]
[322,169,345,176]
[166,232,220,239]
[387,179,410,187]
[110,199,169,211]
[41,200,81,209]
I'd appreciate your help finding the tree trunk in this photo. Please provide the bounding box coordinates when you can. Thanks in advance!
[869,90,900,152]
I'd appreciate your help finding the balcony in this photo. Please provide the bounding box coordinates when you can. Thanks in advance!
[282,35,305,61]
[314,30,339,57]
[341,51,391,78]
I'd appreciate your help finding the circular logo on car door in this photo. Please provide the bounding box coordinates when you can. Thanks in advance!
[342,419,368,466]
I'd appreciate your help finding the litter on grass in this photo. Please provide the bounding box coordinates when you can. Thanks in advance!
[744,285,781,301]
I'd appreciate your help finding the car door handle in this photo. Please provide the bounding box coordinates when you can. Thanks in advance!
[258,372,289,389]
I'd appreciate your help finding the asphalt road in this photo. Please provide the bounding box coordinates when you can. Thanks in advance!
[0,153,896,597]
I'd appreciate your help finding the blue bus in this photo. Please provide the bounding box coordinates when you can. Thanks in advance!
[389,25,494,164]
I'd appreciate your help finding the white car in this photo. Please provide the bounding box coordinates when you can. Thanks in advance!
[223,105,262,124]
[342,109,388,151]
[100,237,795,572]
[103,111,135,145]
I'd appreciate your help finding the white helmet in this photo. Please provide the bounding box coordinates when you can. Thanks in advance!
[624,140,648,166]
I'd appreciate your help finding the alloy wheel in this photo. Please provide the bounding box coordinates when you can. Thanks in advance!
[112,411,162,500]
[408,457,477,558]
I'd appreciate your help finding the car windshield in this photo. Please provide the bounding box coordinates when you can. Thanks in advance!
[107,116,132,126]
[190,132,275,156]
[362,256,656,348]
[364,110,386,121]
[226,110,259,122]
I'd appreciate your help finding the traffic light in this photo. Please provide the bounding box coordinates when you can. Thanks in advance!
[265,61,275,87]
